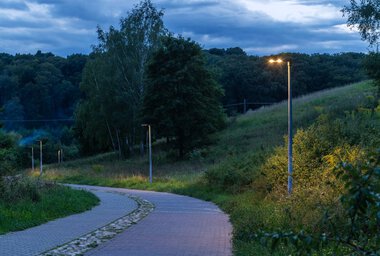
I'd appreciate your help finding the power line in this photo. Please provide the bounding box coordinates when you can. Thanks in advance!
[0,119,74,123]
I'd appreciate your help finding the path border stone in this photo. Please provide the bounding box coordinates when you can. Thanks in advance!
[39,189,154,256]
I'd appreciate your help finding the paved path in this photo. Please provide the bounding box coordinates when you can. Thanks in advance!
[0,189,137,256]
[0,185,233,256]
[74,185,233,256]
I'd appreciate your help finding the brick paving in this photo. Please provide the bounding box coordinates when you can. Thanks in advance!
[0,185,233,256]
[79,185,233,256]
[0,189,137,256]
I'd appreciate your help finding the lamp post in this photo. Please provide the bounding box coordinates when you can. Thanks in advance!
[142,124,152,184]
[38,140,43,177]
[269,58,293,194]
[31,146,34,171]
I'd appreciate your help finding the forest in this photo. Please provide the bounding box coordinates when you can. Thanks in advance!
[0,50,366,129]
[0,49,367,161]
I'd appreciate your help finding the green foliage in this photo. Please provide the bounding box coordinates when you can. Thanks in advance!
[143,35,226,158]
[205,51,367,114]
[0,130,22,175]
[205,153,264,193]
[257,150,380,255]
[0,52,86,130]
[39,81,379,255]
[0,180,99,234]
[364,52,380,93]
[342,0,380,47]
[261,111,380,194]
[75,0,166,156]
[0,175,40,203]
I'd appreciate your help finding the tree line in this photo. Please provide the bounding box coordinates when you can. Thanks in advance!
[0,51,87,130]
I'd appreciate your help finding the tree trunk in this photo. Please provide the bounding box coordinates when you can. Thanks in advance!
[178,130,184,159]
[115,129,122,159]
[106,120,116,152]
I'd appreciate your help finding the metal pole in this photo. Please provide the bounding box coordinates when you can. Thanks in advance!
[148,125,152,184]
[287,61,293,194]
[243,98,247,113]
[39,140,43,176]
[32,147,34,171]
[61,148,63,163]
[58,150,61,164]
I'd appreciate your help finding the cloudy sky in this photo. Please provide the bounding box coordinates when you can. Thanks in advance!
[0,0,368,56]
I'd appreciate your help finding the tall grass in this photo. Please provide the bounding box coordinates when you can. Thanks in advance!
[0,178,99,234]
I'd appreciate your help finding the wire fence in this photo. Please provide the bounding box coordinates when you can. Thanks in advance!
[223,99,275,115]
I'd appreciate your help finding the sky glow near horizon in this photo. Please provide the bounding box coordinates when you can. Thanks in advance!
[0,0,368,56]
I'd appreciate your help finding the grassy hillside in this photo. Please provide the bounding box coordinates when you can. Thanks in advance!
[38,81,380,255]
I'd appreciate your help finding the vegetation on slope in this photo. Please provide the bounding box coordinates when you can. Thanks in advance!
[41,80,379,254]
[0,177,99,234]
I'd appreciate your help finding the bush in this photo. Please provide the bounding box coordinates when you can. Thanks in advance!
[260,111,380,196]
[0,176,41,203]
[205,152,266,193]
[257,150,380,255]
[0,131,22,176]
[252,103,380,254]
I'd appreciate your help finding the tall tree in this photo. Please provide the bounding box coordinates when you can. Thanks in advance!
[343,0,380,47]
[76,0,166,155]
[343,0,380,89]
[142,36,226,158]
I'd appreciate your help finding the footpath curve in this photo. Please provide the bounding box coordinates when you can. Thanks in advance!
[0,184,233,256]
[0,188,137,256]
[75,184,233,256]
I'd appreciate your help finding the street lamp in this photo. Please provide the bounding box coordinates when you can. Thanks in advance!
[269,58,293,194]
[31,146,35,171]
[141,124,153,184]
[38,140,43,177]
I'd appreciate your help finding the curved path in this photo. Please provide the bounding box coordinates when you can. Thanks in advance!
[77,185,233,256]
[0,184,233,256]
[0,189,137,256]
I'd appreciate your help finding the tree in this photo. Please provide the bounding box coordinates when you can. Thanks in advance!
[343,1,380,91]
[343,0,380,47]
[142,36,226,158]
[0,97,24,130]
[76,0,166,156]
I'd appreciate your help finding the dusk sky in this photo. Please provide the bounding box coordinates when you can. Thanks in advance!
[0,0,368,56]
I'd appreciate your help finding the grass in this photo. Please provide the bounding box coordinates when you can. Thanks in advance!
[38,81,376,255]
[0,183,99,234]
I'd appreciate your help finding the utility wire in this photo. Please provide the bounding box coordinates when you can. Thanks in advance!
[0,119,74,123]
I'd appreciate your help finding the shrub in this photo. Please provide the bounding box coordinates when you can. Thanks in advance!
[205,152,266,193]
[256,150,380,255]
[260,111,380,196]
[0,131,22,176]
[0,176,41,203]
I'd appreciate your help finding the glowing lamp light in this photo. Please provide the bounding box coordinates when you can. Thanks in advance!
[269,58,283,63]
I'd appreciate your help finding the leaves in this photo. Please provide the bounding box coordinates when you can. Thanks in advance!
[342,0,380,47]
[142,36,226,158]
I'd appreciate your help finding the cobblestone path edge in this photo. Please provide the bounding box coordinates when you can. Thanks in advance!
[39,190,155,256]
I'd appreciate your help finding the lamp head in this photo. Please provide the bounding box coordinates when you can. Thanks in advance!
[269,58,283,64]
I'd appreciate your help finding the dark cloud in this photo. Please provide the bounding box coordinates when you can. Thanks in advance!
[0,0,368,56]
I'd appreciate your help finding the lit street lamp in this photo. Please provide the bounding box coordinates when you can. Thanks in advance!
[269,58,293,194]
[142,124,153,184]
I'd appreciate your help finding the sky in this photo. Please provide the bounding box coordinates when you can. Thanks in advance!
[0,0,369,56]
